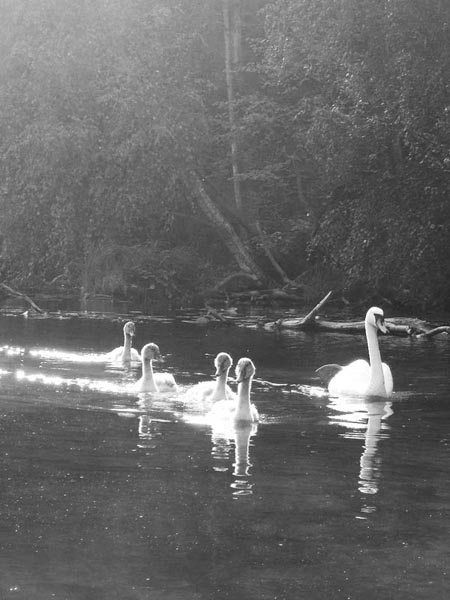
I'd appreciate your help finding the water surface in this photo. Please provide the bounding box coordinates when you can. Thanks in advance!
[0,310,449,599]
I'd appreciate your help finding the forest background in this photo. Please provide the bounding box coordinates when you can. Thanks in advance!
[1,0,449,313]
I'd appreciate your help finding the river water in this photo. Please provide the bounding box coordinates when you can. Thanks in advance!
[0,305,449,599]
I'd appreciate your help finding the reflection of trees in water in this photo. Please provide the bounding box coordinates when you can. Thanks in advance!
[328,396,393,504]
[211,422,258,497]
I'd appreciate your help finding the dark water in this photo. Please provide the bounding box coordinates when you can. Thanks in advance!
[0,308,449,600]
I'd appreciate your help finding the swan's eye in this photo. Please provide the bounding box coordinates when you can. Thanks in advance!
[375,314,384,325]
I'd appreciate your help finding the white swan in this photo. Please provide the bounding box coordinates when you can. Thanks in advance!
[184,352,236,404]
[210,357,259,423]
[106,321,140,363]
[318,307,393,398]
[135,342,178,393]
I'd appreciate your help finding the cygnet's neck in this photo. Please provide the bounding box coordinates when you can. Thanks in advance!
[121,333,132,361]
[212,370,229,400]
[235,377,253,421]
[142,359,158,392]
[366,322,385,395]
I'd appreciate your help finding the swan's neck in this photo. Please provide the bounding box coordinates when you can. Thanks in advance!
[121,333,132,361]
[366,323,385,395]
[142,359,158,392]
[213,371,228,397]
[235,377,253,421]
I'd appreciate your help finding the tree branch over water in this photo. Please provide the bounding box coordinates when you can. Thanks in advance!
[0,283,44,314]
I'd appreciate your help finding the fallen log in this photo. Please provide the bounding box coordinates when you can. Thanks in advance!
[309,318,420,336]
[263,291,449,337]
[263,290,334,330]
[0,283,45,313]
[416,325,450,338]
[284,290,333,327]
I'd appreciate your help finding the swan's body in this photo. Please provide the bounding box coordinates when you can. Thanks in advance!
[135,342,178,393]
[320,307,393,398]
[184,352,236,404]
[210,357,259,423]
[106,321,140,363]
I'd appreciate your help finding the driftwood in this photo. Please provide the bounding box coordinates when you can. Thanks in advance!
[0,283,44,313]
[195,289,449,338]
[263,291,450,338]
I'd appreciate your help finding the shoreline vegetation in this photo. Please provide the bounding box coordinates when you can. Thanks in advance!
[1,3,450,317]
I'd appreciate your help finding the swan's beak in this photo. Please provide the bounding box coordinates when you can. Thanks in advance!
[375,315,388,334]
[151,349,163,362]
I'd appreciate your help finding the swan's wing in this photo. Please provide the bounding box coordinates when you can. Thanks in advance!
[183,380,237,403]
[182,381,215,403]
[130,348,141,362]
[315,363,343,387]
[209,398,235,420]
[328,359,371,396]
[133,377,158,393]
[154,373,178,393]
[382,363,394,396]
[224,384,237,401]
[106,347,140,364]
[105,346,124,362]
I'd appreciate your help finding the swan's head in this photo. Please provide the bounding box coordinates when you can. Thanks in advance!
[366,307,388,334]
[214,352,233,376]
[235,357,256,383]
[141,343,162,363]
[123,321,136,337]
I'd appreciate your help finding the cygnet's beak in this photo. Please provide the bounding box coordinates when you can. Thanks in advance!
[148,348,163,362]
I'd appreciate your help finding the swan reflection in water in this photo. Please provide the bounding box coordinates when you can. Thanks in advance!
[328,395,393,502]
[180,408,259,497]
[137,414,173,449]
[137,406,258,497]
[211,420,258,497]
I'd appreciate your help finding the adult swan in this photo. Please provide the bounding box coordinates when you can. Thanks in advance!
[316,307,393,398]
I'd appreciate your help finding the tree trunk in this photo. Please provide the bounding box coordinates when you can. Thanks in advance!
[222,0,243,214]
[253,221,295,285]
[188,174,268,282]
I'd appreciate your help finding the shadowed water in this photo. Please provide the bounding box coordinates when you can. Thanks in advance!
[0,310,449,599]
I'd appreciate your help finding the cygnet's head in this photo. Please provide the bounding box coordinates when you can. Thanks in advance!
[214,352,233,376]
[235,357,256,383]
[141,343,162,363]
[366,307,388,334]
[123,321,136,337]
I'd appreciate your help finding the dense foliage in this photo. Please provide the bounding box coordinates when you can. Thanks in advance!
[0,0,449,311]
